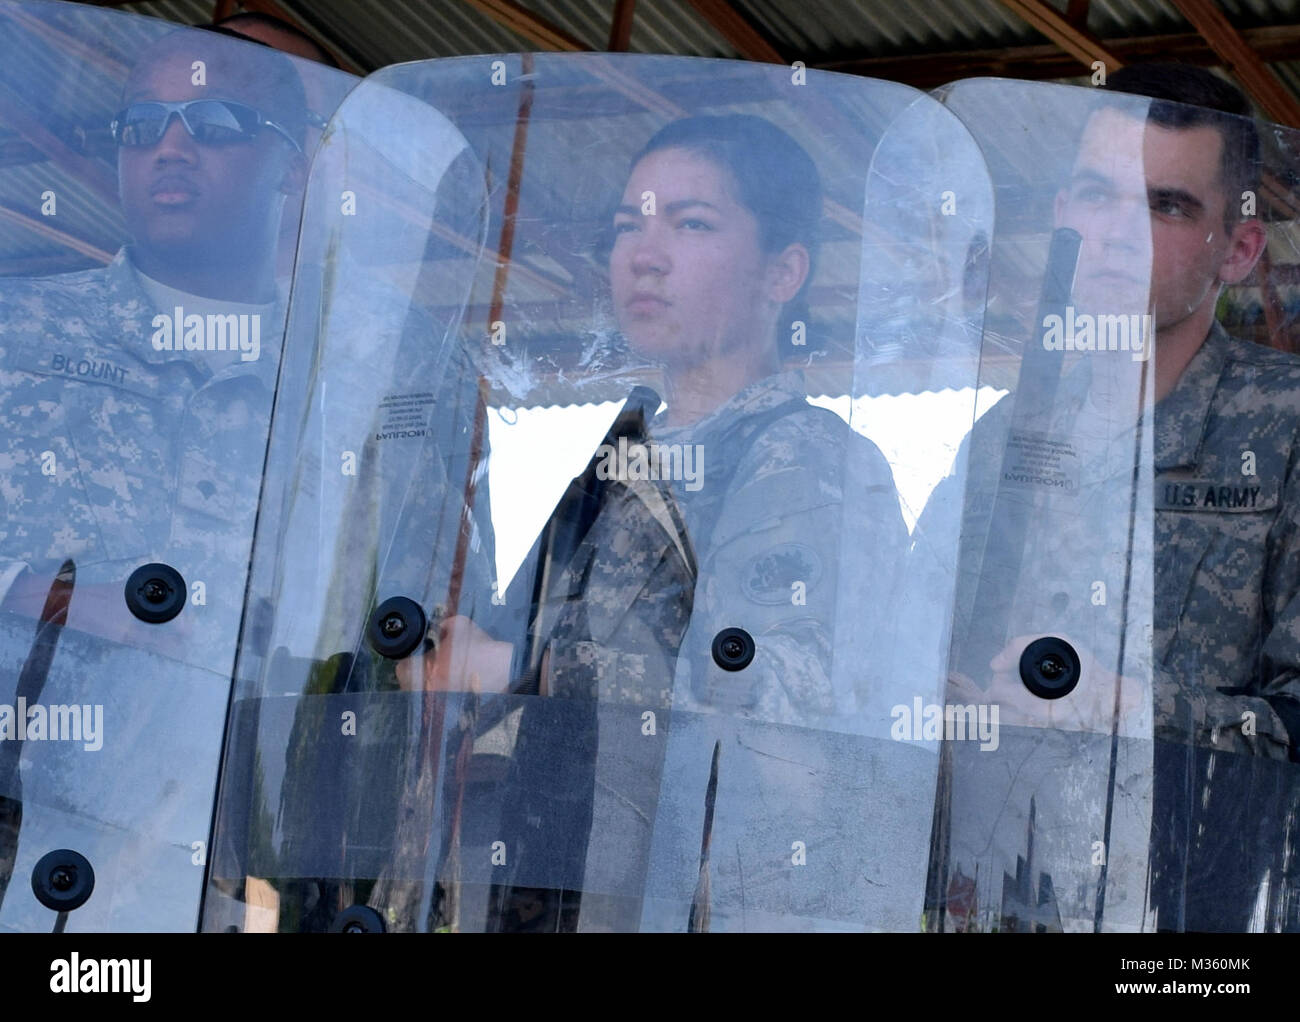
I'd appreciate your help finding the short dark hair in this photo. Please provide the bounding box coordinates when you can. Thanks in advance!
[127,27,310,150]
[1104,63,1260,221]
[207,11,339,69]
[628,114,823,351]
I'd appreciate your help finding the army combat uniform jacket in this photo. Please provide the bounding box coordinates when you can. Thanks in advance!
[517,370,909,723]
[1147,321,1300,931]
[488,370,910,930]
[1151,321,1300,757]
[922,320,1300,932]
[658,371,909,728]
[940,322,1300,746]
[0,248,285,930]
[0,247,281,634]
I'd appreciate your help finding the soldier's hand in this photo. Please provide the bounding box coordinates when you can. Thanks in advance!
[949,633,1147,736]
[396,614,512,694]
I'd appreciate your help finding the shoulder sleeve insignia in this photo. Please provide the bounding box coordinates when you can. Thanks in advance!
[741,542,822,605]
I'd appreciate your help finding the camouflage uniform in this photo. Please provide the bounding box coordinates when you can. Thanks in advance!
[490,370,910,930]
[647,371,916,931]
[657,371,908,728]
[0,247,286,930]
[478,384,695,931]
[1150,322,1300,755]
[923,320,1300,932]
[1146,322,1300,931]
[518,369,908,728]
[0,247,281,640]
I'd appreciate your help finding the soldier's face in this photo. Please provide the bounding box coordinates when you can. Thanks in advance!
[609,148,779,367]
[117,52,293,262]
[1056,107,1260,331]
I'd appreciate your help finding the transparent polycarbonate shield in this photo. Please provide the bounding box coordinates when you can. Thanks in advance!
[929,78,1219,932]
[204,54,990,932]
[0,0,355,931]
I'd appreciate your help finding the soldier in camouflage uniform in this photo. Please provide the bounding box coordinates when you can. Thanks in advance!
[0,29,308,654]
[405,114,909,930]
[421,116,907,720]
[924,66,1300,931]
[1149,317,1300,931]
[0,28,319,928]
[652,370,905,728]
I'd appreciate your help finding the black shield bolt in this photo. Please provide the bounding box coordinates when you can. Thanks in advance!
[1019,636,1082,700]
[124,563,186,623]
[31,849,94,912]
[712,627,756,672]
[331,904,386,933]
[367,596,427,660]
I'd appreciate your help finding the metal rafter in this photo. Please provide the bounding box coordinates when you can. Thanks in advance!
[0,204,114,264]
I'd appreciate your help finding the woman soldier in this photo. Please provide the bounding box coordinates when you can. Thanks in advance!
[400,114,909,930]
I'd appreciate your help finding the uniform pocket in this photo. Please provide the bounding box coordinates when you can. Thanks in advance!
[0,353,101,565]
[7,339,176,566]
[1154,479,1277,670]
[62,383,176,564]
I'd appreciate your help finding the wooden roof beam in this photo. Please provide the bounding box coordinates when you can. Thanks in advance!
[683,0,785,64]
[994,0,1122,70]
[459,0,590,51]
[608,0,635,52]
[0,203,114,264]
[1168,0,1300,128]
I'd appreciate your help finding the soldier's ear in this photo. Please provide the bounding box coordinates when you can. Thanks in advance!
[1218,216,1266,286]
[765,242,810,305]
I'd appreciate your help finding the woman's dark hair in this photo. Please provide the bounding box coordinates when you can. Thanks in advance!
[628,114,823,354]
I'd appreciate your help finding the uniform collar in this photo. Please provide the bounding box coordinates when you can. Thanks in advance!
[102,247,166,365]
[1153,320,1231,471]
[109,246,284,388]
[652,369,808,437]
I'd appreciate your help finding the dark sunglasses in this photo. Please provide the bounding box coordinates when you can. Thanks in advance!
[109,99,301,153]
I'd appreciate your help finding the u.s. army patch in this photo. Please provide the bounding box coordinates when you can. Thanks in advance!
[742,542,822,605]
[1156,477,1278,513]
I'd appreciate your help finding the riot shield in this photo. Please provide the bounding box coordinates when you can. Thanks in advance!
[204,53,992,933]
[930,77,1300,932]
[0,0,355,930]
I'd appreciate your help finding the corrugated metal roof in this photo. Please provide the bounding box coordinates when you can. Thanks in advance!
[66,0,1289,156]
[1086,0,1186,37]
[747,0,1033,55]
[120,0,738,67]
[94,0,1300,105]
